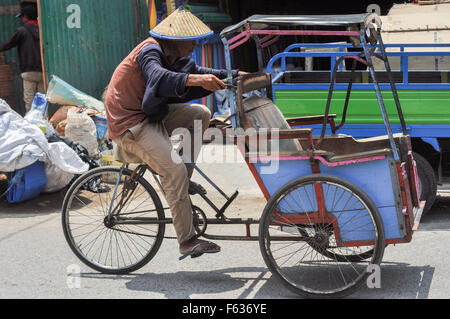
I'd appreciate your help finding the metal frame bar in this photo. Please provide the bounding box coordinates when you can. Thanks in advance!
[266,44,450,90]
[221,37,238,128]
[377,31,407,134]
[284,42,450,51]
[317,54,367,145]
[272,83,450,90]
[360,30,401,162]
[334,58,358,132]
[291,124,450,140]
[260,35,280,48]
[227,29,361,50]
[253,36,265,72]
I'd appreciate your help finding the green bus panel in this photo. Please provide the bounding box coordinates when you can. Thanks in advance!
[275,89,450,125]
[40,0,150,101]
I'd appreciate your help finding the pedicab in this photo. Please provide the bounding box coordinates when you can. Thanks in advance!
[61,13,424,298]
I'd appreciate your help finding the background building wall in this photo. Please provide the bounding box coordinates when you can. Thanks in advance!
[0,0,24,114]
[39,0,150,101]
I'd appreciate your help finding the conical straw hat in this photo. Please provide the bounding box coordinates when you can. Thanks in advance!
[150,7,213,40]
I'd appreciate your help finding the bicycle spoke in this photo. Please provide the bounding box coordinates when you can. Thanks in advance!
[63,168,165,273]
[261,176,383,297]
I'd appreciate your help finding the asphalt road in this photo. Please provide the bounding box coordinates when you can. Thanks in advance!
[1,144,449,299]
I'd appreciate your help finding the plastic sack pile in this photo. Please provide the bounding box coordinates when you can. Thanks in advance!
[46,75,109,157]
[0,98,89,197]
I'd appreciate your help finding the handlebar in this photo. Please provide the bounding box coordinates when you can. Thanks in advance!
[221,76,239,91]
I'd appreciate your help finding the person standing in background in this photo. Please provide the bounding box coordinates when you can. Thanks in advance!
[0,5,43,113]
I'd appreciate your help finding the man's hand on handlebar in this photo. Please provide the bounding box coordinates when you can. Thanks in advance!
[186,74,227,92]
[186,72,250,92]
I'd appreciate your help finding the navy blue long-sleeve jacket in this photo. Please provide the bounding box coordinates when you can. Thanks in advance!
[137,43,238,121]
[0,23,41,73]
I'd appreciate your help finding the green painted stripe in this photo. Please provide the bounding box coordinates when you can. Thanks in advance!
[275,89,450,125]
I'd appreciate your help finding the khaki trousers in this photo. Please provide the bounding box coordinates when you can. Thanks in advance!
[21,71,44,112]
[114,103,211,245]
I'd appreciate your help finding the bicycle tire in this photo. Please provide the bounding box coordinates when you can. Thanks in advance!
[259,174,385,298]
[62,166,166,274]
[413,152,437,215]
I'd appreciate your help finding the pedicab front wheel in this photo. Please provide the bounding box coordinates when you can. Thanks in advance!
[259,174,385,298]
[62,166,166,274]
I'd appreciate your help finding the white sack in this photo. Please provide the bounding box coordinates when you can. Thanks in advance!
[65,109,99,157]
[0,99,89,177]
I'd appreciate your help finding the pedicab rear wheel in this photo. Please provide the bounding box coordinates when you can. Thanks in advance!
[259,174,385,298]
[62,166,166,274]
[297,227,376,262]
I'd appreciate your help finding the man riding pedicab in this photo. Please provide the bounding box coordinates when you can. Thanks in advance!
[105,8,246,260]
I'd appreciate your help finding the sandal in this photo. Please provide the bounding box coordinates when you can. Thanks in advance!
[179,239,221,261]
[188,181,207,196]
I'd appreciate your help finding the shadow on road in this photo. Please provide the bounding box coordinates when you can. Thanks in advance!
[418,195,450,230]
[78,267,294,299]
[0,187,68,218]
[357,262,435,299]
[77,261,434,299]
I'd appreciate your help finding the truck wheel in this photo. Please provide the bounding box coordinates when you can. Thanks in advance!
[413,152,437,215]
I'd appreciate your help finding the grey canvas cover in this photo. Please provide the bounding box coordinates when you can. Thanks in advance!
[242,96,302,153]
